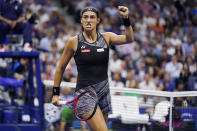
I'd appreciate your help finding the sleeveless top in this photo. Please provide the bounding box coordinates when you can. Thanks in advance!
[74,33,109,89]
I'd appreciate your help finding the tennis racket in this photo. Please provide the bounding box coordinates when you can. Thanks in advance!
[59,89,98,121]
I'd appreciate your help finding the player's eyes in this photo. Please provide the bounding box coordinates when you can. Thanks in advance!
[82,15,96,19]
[90,16,96,19]
[83,16,88,19]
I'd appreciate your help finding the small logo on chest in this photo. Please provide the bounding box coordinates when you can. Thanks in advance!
[97,48,104,52]
[81,49,91,53]
[81,45,86,49]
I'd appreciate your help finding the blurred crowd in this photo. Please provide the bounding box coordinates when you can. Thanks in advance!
[44,0,197,92]
[1,0,197,105]
[25,0,197,92]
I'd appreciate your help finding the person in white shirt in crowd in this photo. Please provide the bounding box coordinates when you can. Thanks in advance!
[135,18,147,38]
[138,73,156,108]
[120,61,128,81]
[110,72,124,88]
[166,41,176,56]
[39,27,55,51]
[139,73,157,90]
[109,53,122,74]
[165,54,183,80]
[37,8,50,25]
[30,0,42,13]
[56,31,67,52]
[143,12,155,27]
[130,44,142,62]
[169,31,182,47]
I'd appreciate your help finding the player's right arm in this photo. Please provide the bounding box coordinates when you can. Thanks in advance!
[52,36,77,106]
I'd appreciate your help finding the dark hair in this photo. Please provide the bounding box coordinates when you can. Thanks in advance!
[80,7,99,18]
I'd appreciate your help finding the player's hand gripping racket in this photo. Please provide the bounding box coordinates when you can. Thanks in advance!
[59,90,98,121]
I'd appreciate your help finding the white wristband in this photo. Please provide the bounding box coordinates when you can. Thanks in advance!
[59,101,67,105]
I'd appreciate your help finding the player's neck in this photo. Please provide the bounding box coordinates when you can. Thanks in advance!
[83,30,97,42]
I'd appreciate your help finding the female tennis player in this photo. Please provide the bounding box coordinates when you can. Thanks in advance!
[52,6,134,131]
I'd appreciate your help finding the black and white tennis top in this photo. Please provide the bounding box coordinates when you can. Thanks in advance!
[74,33,109,89]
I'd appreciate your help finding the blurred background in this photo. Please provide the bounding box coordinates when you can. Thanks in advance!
[0,0,197,131]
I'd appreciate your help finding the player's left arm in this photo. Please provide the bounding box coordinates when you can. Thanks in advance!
[104,6,134,45]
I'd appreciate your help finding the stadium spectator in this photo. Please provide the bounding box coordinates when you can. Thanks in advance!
[104,1,118,18]
[175,45,185,62]
[0,0,33,51]
[145,44,158,67]
[147,66,157,82]
[139,94,154,108]
[45,65,53,80]
[30,0,42,13]
[49,40,61,62]
[179,63,191,90]
[182,37,194,57]
[125,68,137,86]
[120,61,128,82]
[63,69,75,82]
[186,56,197,76]
[56,31,66,52]
[109,53,122,74]
[111,72,124,88]
[37,8,50,25]
[51,57,58,76]
[165,55,183,80]
[137,61,147,82]
[128,79,138,89]
[151,15,164,33]
[169,32,182,47]
[123,55,136,70]
[40,52,50,72]
[39,28,54,51]
[155,49,171,72]
[130,44,142,62]
[157,72,176,92]
[166,41,176,56]
[139,73,157,90]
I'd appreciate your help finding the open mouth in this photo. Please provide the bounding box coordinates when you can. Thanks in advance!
[86,24,91,28]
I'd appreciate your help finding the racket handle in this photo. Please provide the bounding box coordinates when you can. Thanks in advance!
[59,101,67,105]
